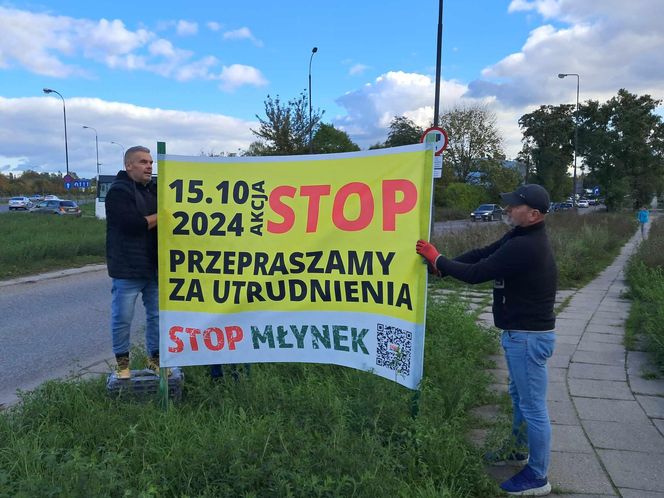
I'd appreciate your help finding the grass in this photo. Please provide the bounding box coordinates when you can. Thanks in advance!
[0,297,502,498]
[0,210,105,280]
[625,216,664,373]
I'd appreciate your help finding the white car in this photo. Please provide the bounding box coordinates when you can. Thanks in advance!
[577,199,589,208]
[8,196,33,210]
[43,194,60,201]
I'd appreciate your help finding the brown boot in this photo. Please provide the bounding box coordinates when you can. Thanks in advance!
[115,354,131,379]
[147,355,171,377]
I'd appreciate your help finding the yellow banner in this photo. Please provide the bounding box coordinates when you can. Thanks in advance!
[158,145,432,389]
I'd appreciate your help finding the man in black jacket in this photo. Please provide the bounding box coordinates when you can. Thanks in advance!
[106,145,159,379]
[416,184,556,496]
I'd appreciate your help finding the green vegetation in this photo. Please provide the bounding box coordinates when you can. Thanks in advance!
[435,183,486,212]
[626,216,664,372]
[0,211,105,279]
[431,211,635,290]
[0,170,97,198]
[519,89,664,209]
[0,298,500,497]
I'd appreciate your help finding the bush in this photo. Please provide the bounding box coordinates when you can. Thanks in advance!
[435,182,487,211]
[626,217,664,372]
[548,211,635,288]
[435,206,472,221]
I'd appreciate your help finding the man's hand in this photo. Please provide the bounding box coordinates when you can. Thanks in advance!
[145,213,158,230]
[416,240,441,267]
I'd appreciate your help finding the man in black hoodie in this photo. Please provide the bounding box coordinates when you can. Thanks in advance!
[416,184,556,497]
[105,146,159,379]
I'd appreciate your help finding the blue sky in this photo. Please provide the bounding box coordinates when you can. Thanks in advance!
[1,1,663,178]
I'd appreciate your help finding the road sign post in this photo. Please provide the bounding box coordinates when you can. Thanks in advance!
[420,127,448,179]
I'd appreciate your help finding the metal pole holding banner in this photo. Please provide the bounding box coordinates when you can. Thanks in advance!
[433,0,444,127]
[157,140,169,412]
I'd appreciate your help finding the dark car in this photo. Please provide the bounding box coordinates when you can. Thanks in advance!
[470,204,503,222]
[558,202,574,211]
[30,199,82,217]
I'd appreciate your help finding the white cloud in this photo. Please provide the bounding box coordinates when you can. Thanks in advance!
[335,71,469,147]
[218,64,268,91]
[148,39,177,58]
[0,7,256,84]
[175,56,219,82]
[349,64,369,76]
[223,27,263,47]
[0,96,257,178]
[176,20,198,36]
[0,7,154,77]
[469,1,664,110]
[207,21,222,32]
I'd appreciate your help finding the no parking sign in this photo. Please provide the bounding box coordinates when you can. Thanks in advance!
[420,127,448,178]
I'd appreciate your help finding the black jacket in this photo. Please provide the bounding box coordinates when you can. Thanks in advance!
[435,222,557,331]
[105,170,158,279]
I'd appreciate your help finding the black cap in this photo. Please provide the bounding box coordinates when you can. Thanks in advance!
[500,184,550,213]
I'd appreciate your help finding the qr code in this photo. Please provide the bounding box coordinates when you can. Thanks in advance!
[375,323,412,376]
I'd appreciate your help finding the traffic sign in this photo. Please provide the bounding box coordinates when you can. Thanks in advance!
[64,181,71,190]
[63,174,74,183]
[420,127,449,156]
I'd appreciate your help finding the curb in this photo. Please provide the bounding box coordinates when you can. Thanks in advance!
[0,263,107,288]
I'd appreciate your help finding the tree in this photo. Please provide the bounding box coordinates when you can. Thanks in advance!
[518,105,575,201]
[242,141,272,157]
[516,138,535,184]
[580,89,664,209]
[478,160,523,202]
[251,92,323,155]
[385,116,424,147]
[311,123,360,154]
[437,105,504,182]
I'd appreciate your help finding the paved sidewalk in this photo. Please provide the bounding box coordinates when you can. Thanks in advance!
[479,224,664,496]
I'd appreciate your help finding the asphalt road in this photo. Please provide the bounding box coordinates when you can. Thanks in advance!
[0,268,146,407]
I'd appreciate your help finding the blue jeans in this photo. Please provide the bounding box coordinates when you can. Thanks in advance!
[501,330,555,479]
[111,275,159,357]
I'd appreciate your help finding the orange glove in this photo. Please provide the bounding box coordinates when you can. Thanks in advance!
[416,240,441,267]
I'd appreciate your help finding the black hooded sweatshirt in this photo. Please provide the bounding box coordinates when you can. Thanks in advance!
[435,222,557,331]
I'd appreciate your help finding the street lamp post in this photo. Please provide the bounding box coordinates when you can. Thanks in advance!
[110,141,125,167]
[558,73,580,207]
[82,126,100,176]
[43,88,70,176]
[308,46,318,154]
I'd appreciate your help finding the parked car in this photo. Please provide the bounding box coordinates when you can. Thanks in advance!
[29,194,44,202]
[43,194,60,201]
[558,202,574,211]
[577,199,589,208]
[470,204,503,222]
[8,196,33,210]
[30,199,82,217]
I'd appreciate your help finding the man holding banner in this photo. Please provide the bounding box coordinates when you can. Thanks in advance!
[106,145,160,378]
[416,184,556,497]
